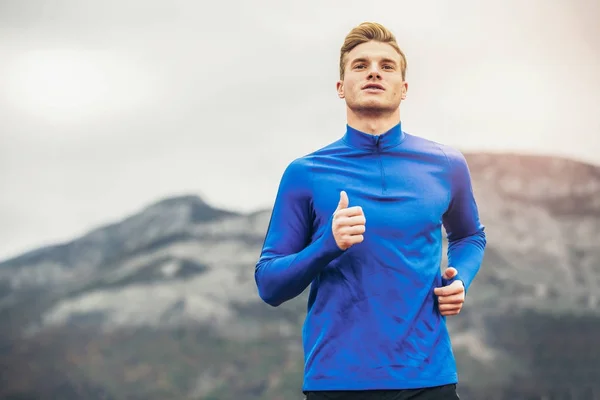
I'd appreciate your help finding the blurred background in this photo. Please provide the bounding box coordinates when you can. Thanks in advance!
[0,0,599,399]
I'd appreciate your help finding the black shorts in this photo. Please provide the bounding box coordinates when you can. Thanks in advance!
[304,384,460,400]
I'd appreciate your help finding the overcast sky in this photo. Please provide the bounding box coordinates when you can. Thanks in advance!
[0,0,599,261]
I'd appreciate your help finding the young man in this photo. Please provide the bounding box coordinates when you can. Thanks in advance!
[254,22,486,400]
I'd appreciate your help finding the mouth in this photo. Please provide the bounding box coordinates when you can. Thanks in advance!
[362,83,385,92]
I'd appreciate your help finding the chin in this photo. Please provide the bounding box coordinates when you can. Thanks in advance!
[351,101,394,114]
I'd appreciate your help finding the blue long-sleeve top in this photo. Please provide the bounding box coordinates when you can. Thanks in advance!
[255,123,486,391]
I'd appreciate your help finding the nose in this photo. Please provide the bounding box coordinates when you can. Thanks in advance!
[367,63,382,80]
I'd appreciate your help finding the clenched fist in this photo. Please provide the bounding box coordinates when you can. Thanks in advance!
[434,267,465,316]
[332,191,366,250]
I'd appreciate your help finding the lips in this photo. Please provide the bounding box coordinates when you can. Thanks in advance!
[362,83,385,91]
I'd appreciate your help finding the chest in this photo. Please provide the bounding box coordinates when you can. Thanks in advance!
[309,152,451,240]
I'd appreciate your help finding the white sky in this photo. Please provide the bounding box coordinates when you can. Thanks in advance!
[0,0,599,261]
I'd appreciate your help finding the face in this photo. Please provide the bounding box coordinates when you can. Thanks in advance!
[336,41,407,115]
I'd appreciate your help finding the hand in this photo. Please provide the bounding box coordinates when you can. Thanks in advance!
[332,190,366,250]
[433,267,465,316]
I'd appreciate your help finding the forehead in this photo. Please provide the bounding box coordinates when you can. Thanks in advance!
[346,41,401,63]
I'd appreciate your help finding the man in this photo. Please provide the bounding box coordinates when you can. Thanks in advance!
[254,21,486,400]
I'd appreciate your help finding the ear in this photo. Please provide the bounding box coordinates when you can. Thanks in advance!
[336,80,345,99]
[400,82,408,100]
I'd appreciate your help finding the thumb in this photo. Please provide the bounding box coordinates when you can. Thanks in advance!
[443,267,458,280]
[336,190,349,211]
[441,267,458,286]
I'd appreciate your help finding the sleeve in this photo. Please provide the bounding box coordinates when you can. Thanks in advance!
[441,148,487,293]
[254,158,345,307]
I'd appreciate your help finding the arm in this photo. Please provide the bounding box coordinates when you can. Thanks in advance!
[255,158,345,307]
[441,148,487,294]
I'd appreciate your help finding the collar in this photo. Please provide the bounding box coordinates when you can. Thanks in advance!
[342,122,405,151]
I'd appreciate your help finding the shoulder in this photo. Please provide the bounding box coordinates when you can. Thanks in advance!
[272,156,314,203]
[278,134,351,186]
[405,132,468,170]
[282,138,345,173]
[278,143,332,187]
[279,156,312,188]
[438,143,469,171]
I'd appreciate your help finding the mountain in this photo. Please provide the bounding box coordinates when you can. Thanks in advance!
[0,152,599,400]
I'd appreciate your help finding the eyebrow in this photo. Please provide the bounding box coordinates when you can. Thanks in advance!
[350,57,398,65]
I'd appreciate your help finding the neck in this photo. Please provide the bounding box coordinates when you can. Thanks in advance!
[346,107,401,135]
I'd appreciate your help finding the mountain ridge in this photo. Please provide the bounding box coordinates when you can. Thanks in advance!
[1,151,598,267]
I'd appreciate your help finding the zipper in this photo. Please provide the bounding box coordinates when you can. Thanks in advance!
[375,136,387,193]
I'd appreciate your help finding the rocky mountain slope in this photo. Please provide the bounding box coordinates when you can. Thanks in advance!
[0,152,599,400]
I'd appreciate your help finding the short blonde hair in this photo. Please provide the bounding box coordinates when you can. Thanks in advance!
[339,22,407,80]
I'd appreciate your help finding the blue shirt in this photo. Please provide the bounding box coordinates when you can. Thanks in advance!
[254,123,486,391]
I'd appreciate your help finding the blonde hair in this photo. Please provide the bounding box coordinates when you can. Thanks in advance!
[339,22,407,80]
